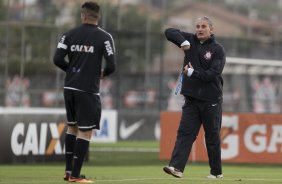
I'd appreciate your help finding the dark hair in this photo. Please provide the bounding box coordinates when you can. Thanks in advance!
[81,2,100,19]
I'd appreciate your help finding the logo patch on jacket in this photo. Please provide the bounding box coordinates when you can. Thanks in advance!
[204,51,212,60]
[70,45,94,53]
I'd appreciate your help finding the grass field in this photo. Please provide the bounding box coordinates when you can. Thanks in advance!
[1,141,282,184]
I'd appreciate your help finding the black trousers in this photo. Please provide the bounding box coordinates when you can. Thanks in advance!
[169,96,222,175]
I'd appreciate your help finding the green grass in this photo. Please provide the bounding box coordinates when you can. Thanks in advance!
[1,164,282,184]
[1,141,282,184]
[89,141,162,166]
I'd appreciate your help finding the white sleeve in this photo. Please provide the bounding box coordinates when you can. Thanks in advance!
[187,68,194,77]
[180,40,190,47]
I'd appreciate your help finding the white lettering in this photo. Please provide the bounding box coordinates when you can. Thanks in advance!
[22,123,39,155]
[39,123,47,155]
[77,45,82,51]
[267,125,282,153]
[88,46,94,53]
[245,124,266,153]
[10,122,65,156]
[11,123,24,156]
[59,35,66,43]
[70,45,94,53]
[221,115,239,159]
[104,41,113,56]
[57,43,67,49]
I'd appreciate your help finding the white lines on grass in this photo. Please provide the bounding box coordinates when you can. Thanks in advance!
[1,177,282,183]
[97,177,177,182]
[96,177,282,183]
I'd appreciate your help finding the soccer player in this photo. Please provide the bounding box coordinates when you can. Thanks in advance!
[163,16,226,179]
[53,2,116,183]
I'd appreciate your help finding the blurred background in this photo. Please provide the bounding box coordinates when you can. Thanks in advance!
[1,0,282,169]
[0,0,282,113]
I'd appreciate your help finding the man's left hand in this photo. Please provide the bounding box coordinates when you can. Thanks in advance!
[188,62,193,69]
[183,65,188,75]
[183,62,194,77]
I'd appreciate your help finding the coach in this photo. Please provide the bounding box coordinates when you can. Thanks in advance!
[163,16,226,179]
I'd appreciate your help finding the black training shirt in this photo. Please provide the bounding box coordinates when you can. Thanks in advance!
[53,24,116,93]
[165,28,226,103]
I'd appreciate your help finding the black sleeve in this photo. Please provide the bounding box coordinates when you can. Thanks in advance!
[164,28,190,47]
[102,35,116,76]
[191,46,226,82]
[53,34,69,72]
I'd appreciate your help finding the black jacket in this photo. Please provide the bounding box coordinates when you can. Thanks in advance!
[165,28,226,103]
[53,24,116,93]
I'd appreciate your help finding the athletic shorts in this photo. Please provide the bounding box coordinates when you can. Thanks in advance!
[64,89,101,131]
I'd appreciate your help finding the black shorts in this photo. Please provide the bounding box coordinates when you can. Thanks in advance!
[64,89,101,131]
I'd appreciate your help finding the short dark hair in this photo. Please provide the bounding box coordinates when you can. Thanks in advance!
[81,2,100,19]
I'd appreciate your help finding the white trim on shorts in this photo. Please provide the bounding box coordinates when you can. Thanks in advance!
[78,125,97,130]
[66,132,76,136]
[76,137,90,142]
[64,87,100,95]
[67,121,77,125]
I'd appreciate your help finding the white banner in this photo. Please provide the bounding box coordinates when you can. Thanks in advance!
[91,110,117,143]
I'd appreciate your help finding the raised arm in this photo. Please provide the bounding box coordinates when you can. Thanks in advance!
[164,28,190,50]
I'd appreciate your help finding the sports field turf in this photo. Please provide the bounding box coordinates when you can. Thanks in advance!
[1,141,282,184]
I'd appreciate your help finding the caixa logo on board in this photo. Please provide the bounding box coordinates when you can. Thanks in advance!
[11,122,66,156]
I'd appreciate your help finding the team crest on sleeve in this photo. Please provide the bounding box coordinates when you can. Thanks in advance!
[204,51,212,60]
